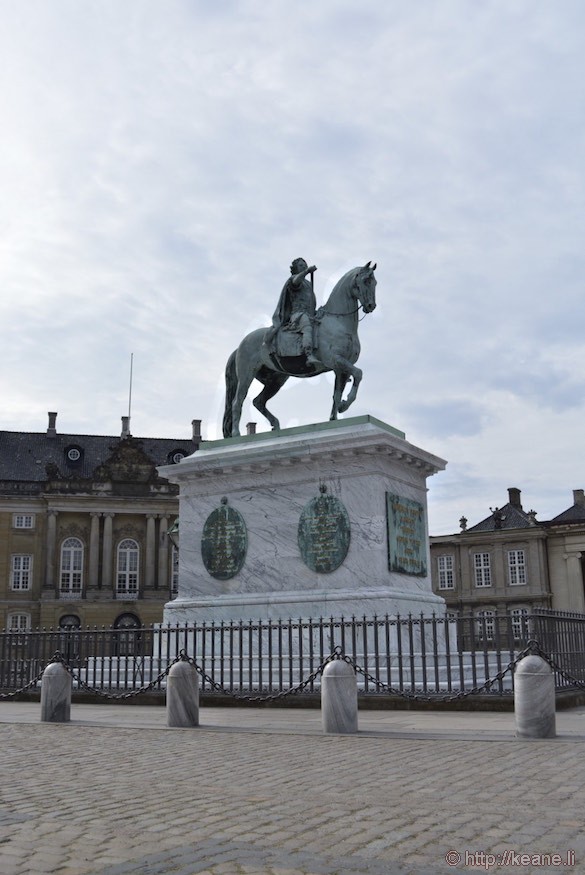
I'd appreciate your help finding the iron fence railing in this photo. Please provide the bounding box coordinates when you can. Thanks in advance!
[1,610,585,697]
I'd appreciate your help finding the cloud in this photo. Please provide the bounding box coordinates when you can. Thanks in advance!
[1,0,585,534]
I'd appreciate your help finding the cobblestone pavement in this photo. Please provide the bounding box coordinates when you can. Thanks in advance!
[1,706,585,875]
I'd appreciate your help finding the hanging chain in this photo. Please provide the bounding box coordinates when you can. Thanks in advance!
[10,641,585,705]
[0,666,47,700]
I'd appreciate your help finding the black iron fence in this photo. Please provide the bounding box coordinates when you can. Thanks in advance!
[2,610,585,697]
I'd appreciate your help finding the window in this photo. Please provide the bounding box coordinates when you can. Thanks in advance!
[59,614,81,630]
[117,539,139,597]
[171,545,179,596]
[510,608,529,641]
[473,553,491,587]
[508,550,526,586]
[60,538,84,598]
[114,612,142,656]
[13,514,34,529]
[437,555,454,589]
[7,612,31,632]
[476,610,495,642]
[11,555,32,590]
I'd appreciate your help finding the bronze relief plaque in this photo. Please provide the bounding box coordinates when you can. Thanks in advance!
[201,498,247,580]
[386,493,427,577]
[298,486,350,573]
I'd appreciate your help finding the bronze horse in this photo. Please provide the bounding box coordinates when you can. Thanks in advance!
[223,262,377,437]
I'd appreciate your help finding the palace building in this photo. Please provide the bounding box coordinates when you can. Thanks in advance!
[430,487,585,631]
[0,412,201,633]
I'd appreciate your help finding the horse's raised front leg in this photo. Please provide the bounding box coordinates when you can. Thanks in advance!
[253,373,288,431]
[332,357,362,415]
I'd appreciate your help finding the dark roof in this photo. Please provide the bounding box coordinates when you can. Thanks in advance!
[547,503,585,525]
[0,430,197,483]
[466,502,536,533]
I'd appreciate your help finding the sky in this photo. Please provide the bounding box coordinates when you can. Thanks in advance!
[1,0,584,535]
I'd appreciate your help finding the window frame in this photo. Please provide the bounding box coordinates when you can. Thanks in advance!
[10,555,33,591]
[510,607,529,641]
[476,609,495,642]
[59,537,84,599]
[473,552,492,588]
[13,513,35,530]
[116,539,140,597]
[7,612,31,632]
[437,554,455,590]
[507,549,527,586]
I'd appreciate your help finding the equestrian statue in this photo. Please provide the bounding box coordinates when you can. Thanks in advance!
[222,258,377,438]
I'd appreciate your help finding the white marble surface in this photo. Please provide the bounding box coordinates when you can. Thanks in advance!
[40,662,71,723]
[514,654,556,739]
[159,417,447,624]
[321,659,358,734]
[166,660,199,727]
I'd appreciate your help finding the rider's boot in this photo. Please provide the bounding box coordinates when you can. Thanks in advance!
[301,322,320,366]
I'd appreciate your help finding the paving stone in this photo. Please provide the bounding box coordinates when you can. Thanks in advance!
[1,711,585,875]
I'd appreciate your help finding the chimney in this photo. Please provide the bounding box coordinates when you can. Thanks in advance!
[246,422,257,435]
[192,419,201,442]
[574,489,585,508]
[121,416,131,439]
[508,487,522,509]
[47,411,57,437]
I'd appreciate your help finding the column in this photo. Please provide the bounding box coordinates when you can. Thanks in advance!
[158,516,169,592]
[45,510,58,592]
[102,513,114,593]
[145,514,156,591]
[88,513,101,590]
[563,552,585,613]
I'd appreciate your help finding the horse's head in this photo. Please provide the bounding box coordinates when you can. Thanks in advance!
[354,261,377,313]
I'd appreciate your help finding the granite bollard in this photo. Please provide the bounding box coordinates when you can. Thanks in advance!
[515,654,556,739]
[322,659,358,734]
[40,661,72,723]
[167,659,199,727]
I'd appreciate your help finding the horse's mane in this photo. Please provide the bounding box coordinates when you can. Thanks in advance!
[322,265,363,310]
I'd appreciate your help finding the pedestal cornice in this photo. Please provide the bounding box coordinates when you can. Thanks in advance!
[158,415,447,483]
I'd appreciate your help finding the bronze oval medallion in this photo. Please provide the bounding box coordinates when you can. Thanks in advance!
[298,489,350,573]
[201,498,247,580]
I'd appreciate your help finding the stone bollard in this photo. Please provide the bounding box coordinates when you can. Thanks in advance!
[167,659,199,727]
[515,654,556,739]
[322,659,358,734]
[40,661,72,723]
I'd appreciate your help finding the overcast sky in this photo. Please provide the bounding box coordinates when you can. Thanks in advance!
[1,0,584,535]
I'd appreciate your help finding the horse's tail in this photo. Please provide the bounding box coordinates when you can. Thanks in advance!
[222,350,238,438]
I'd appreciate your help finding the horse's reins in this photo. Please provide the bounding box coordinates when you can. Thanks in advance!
[318,276,371,320]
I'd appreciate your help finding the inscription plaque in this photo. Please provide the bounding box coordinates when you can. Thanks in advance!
[298,485,350,573]
[201,497,247,580]
[386,493,427,576]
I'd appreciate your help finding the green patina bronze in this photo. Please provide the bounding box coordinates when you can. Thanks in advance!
[222,259,378,437]
[201,497,247,580]
[386,493,427,577]
[298,485,350,574]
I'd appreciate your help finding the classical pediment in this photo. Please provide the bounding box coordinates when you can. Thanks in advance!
[94,438,159,485]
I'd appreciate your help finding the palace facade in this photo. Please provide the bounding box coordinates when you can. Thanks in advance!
[430,487,585,634]
[0,412,201,633]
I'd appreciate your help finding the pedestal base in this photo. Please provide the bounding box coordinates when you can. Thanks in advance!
[158,415,447,625]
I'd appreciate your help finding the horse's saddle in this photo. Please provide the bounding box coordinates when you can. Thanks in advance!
[273,324,304,358]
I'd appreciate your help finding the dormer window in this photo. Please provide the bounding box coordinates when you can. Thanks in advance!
[65,445,83,465]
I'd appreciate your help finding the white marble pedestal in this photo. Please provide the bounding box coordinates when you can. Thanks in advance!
[158,415,447,625]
